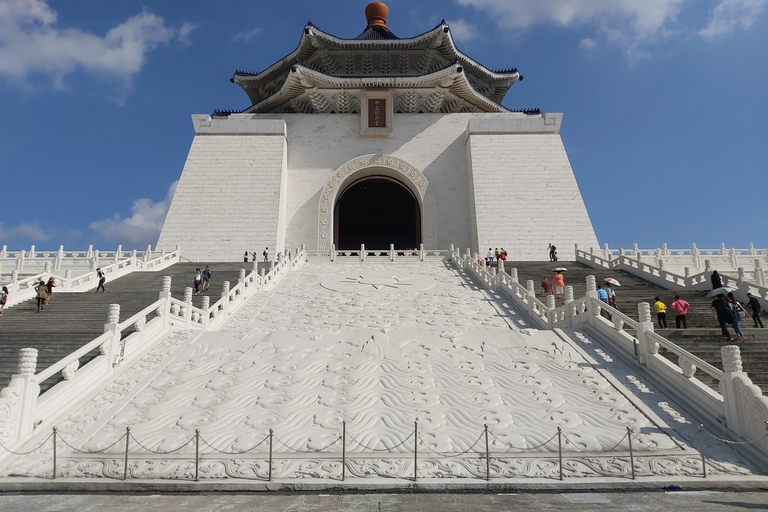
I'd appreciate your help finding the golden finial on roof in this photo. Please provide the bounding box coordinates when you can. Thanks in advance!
[365,2,390,30]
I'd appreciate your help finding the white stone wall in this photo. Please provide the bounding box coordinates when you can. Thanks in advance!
[158,112,599,261]
[466,116,599,260]
[156,118,287,261]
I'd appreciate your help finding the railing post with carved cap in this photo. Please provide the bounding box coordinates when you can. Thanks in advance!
[105,304,122,368]
[635,302,655,367]
[221,281,230,316]
[201,296,210,329]
[6,348,40,440]
[720,345,749,438]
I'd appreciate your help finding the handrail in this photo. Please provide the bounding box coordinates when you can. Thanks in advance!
[35,332,112,383]
[117,299,164,331]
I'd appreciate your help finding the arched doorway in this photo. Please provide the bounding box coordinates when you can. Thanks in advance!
[334,176,421,250]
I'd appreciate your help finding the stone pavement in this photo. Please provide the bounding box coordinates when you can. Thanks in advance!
[1,491,768,511]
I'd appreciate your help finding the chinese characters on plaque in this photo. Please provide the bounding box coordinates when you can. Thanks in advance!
[368,98,385,128]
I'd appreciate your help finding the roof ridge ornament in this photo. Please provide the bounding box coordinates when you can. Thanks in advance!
[365,2,390,30]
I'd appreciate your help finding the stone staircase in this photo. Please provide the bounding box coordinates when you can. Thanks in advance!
[0,262,267,393]
[508,261,768,390]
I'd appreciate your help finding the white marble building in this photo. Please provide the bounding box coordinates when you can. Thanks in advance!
[157,2,599,261]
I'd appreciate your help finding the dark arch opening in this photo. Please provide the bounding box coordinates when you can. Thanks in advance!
[334,177,421,250]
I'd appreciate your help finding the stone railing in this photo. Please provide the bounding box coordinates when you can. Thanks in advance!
[449,246,768,466]
[0,247,181,309]
[0,244,167,274]
[307,243,450,262]
[576,248,768,305]
[584,242,767,280]
[0,247,308,452]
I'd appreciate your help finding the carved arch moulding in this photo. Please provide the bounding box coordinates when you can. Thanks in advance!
[317,154,437,251]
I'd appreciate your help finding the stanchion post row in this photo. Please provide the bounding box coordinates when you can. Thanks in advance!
[484,424,490,482]
[195,429,200,482]
[557,427,563,481]
[52,426,57,480]
[699,424,707,478]
[413,421,418,482]
[268,429,273,482]
[627,427,635,480]
[342,421,346,482]
[123,426,131,480]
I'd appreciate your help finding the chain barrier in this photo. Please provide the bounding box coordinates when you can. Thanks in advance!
[561,433,589,452]
[602,433,630,453]
[702,431,768,446]
[631,432,660,449]
[417,431,485,458]
[0,433,53,456]
[198,434,270,455]
[347,430,414,452]
[272,435,341,454]
[58,433,127,454]
[489,431,558,451]
[129,433,195,455]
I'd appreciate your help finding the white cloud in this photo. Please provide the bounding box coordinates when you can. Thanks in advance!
[90,181,178,248]
[446,19,479,41]
[233,27,263,42]
[0,0,188,88]
[0,221,54,242]
[579,37,597,49]
[699,0,768,38]
[178,21,198,45]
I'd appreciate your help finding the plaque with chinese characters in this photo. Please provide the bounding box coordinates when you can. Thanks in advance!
[368,99,386,128]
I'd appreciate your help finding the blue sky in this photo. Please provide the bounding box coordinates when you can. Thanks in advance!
[0,0,766,252]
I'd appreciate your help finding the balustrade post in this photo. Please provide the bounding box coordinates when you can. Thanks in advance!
[0,245,6,258]
[419,243,425,262]
[16,250,25,271]
[704,259,712,272]
[221,281,231,316]
[114,245,121,266]
[184,287,193,328]
[633,243,640,260]
[86,245,93,259]
[238,269,246,287]
[755,262,765,287]
[11,270,19,293]
[390,244,395,262]
[44,261,52,274]
[55,245,64,271]
[509,268,518,284]
[692,243,701,268]
[526,279,536,316]
[130,249,137,263]
[719,345,751,438]
[663,242,669,257]
[330,243,336,262]
[635,303,655,367]
[159,276,172,326]
[498,259,505,275]
[144,245,152,263]
[105,304,122,368]
[585,276,599,324]
[6,348,40,440]
[720,243,727,256]
[737,267,746,282]
[201,296,210,329]
[731,248,738,269]
[749,242,756,255]
[252,259,259,273]
[547,295,557,325]
[603,243,610,260]
[360,244,365,262]
[29,245,35,258]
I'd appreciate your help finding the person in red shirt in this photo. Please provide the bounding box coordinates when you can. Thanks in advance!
[670,295,690,329]
[541,276,553,296]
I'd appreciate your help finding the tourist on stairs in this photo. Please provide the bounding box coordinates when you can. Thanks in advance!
[653,297,668,328]
[727,293,748,342]
[711,294,742,342]
[35,280,47,312]
[45,277,56,305]
[747,293,764,328]
[0,286,8,317]
[553,271,565,296]
[670,295,690,329]
[711,270,723,290]
[95,267,106,292]
[194,268,203,294]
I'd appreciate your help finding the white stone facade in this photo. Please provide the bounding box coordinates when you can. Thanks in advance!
[157,111,598,261]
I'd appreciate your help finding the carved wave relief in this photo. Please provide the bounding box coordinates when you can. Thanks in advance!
[0,261,759,480]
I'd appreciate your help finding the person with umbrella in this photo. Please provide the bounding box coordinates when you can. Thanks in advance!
[710,292,745,342]
[553,269,566,296]
[604,278,619,310]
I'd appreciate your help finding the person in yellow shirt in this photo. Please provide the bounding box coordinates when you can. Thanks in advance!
[654,296,668,328]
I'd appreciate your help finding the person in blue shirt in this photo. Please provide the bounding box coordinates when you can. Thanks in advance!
[597,285,611,319]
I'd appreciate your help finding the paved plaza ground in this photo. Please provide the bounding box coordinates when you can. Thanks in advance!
[1,490,767,511]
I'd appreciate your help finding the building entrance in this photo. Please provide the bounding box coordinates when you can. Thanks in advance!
[334,177,421,250]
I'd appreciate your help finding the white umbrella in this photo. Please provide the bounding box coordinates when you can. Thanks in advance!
[552,267,568,272]
[604,278,621,286]
[706,286,737,298]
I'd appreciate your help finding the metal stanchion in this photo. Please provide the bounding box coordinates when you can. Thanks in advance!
[699,424,707,478]
[627,427,635,480]
[342,421,346,482]
[52,427,57,480]
[557,427,563,481]
[123,426,130,480]
[414,421,418,482]
[268,429,273,482]
[195,429,200,482]
[484,424,490,482]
